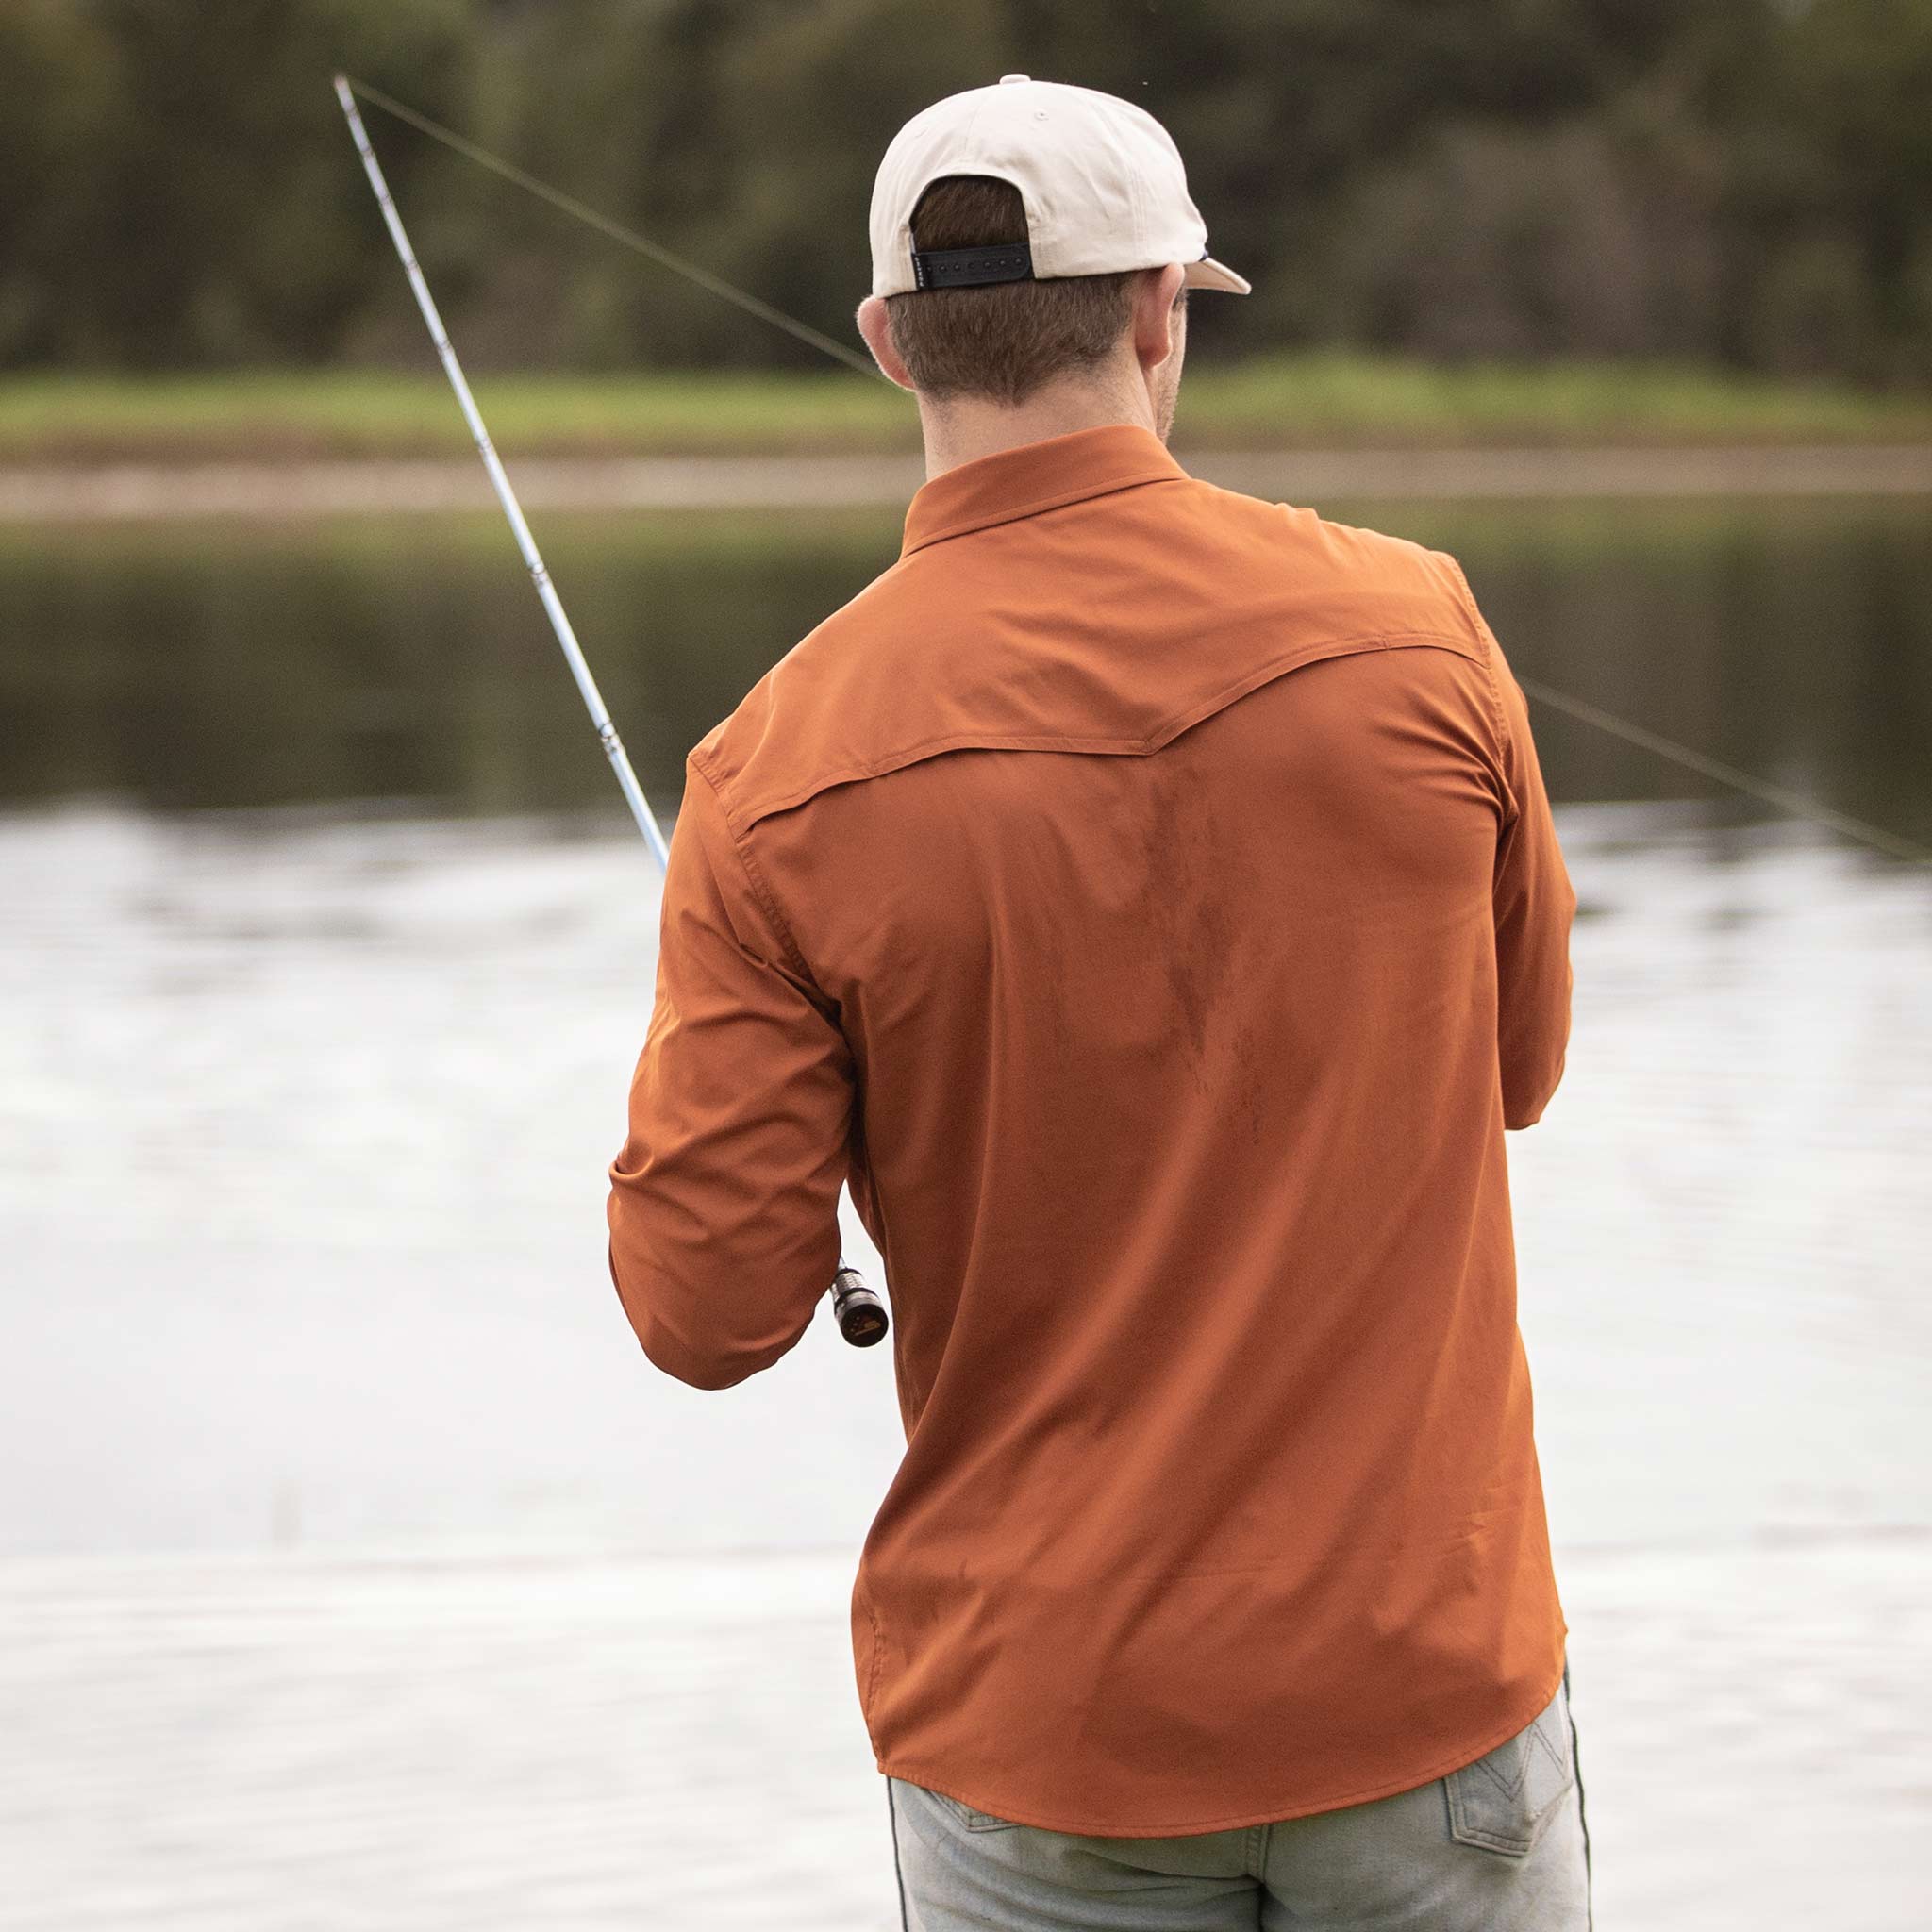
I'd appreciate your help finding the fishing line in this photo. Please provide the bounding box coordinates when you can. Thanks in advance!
[341,76,883,380]
[1514,677,1932,866]
[339,75,1929,870]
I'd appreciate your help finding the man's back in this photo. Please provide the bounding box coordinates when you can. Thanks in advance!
[608,422,1577,1835]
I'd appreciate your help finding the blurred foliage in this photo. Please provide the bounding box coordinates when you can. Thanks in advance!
[1,0,1927,381]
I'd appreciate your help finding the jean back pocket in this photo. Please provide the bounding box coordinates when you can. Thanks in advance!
[1443,1678,1576,1857]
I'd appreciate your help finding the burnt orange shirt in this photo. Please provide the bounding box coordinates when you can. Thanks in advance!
[608,423,1576,1837]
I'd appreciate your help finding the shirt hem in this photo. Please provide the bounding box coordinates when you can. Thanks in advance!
[873,1643,1569,1840]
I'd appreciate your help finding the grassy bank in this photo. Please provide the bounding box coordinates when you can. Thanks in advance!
[3,355,1929,464]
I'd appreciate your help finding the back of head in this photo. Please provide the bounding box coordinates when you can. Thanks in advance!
[885,175,1154,407]
[863,78,1246,423]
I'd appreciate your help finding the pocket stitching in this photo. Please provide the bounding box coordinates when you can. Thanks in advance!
[1447,1766,1533,1857]
[1445,1697,1574,1858]
[1528,1708,1571,1784]
[1470,1740,1529,1802]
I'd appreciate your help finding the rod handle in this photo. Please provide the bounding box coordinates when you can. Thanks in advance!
[831,1266,889,1347]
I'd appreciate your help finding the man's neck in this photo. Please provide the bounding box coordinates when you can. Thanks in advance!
[916,374,1156,481]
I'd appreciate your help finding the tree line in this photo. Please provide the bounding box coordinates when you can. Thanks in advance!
[2,0,1928,382]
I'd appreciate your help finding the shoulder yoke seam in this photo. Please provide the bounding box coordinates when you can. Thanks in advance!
[713,628,1484,829]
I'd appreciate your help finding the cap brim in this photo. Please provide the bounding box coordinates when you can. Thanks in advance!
[1184,256,1251,295]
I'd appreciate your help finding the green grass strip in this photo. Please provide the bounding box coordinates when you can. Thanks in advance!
[0,354,1926,463]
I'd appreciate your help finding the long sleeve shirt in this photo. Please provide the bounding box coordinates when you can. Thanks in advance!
[607,422,1577,1837]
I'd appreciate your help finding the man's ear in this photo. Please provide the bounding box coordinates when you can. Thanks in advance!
[1130,264,1188,375]
[857,295,917,392]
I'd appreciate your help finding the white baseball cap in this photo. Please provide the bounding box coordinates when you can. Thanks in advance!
[869,75,1251,299]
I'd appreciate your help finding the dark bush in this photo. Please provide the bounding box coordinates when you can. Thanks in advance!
[1,0,1925,384]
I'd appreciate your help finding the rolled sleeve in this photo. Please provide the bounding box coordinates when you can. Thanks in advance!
[607,758,852,1389]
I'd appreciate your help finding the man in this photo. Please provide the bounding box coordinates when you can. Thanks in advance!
[608,75,1586,1932]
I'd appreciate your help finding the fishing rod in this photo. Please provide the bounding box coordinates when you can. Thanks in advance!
[333,75,889,1351]
[335,73,1931,871]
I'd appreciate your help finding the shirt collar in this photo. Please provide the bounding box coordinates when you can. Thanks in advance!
[899,424,1189,559]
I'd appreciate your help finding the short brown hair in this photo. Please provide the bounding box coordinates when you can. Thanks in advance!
[884,176,1149,405]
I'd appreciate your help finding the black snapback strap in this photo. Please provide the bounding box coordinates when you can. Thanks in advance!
[910,242,1035,290]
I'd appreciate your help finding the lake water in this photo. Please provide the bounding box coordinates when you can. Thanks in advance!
[2,495,1928,1927]
[2,495,1928,844]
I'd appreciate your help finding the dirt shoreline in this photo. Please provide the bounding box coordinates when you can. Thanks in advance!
[3,443,1929,522]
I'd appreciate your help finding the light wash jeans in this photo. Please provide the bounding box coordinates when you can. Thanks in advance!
[888,1664,1591,1931]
